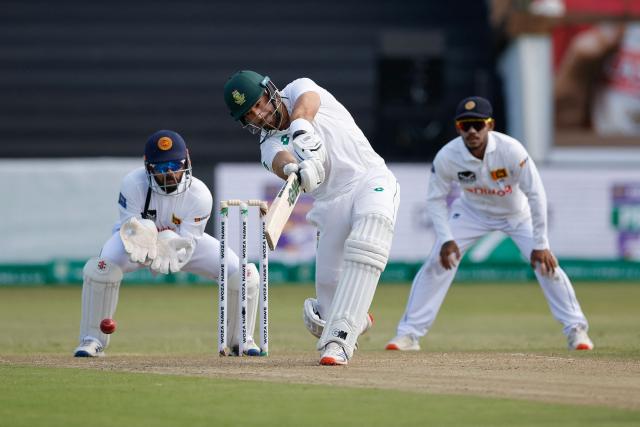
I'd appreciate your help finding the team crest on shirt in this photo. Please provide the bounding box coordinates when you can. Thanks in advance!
[490,168,508,180]
[172,214,182,225]
[118,192,127,208]
[457,171,476,183]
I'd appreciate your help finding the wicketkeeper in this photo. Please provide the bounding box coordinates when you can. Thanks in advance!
[74,130,261,357]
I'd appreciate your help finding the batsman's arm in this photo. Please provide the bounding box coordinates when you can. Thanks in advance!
[272,150,299,180]
[290,91,321,123]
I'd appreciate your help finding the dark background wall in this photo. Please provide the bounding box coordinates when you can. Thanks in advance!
[0,0,500,166]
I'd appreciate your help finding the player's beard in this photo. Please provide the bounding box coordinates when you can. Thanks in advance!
[155,172,181,194]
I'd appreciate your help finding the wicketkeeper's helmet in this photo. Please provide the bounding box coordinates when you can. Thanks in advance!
[144,130,192,195]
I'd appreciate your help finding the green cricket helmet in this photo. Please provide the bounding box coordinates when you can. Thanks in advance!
[223,70,284,136]
[223,70,271,121]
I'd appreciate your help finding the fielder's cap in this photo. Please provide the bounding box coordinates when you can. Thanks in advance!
[455,96,493,120]
[144,130,187,163]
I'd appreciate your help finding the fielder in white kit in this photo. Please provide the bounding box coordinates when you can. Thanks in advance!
[224,70,400,365]
[74,130,262,357]
[386,96,594,352]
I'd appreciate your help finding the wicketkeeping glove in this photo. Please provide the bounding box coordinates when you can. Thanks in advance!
[150,230,195,274]
[119,217,158,264]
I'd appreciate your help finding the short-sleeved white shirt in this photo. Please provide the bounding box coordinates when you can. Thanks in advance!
[260,78,386,201]
[428,131,549,249]
[114,167,213,242]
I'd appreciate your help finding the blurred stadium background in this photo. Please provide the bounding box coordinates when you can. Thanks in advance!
[2,0,640,286]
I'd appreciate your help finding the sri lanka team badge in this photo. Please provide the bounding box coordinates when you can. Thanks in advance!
[172,214,182,225]
[490,168,508,180]
[157,137,173,151]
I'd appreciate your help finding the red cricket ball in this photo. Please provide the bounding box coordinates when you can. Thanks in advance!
[100,318,117,334]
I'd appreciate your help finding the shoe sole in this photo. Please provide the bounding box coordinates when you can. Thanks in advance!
[385,343,420,351]
[574,343,593,350]
[320,356,348,366]
[73,351,105,358]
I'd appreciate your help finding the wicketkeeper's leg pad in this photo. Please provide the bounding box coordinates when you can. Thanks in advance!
[227,263,259,348]
[317,213,394,358]
[79,257,123,348]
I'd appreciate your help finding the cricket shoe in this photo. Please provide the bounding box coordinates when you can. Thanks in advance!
[73,337,105,357]
[567,325,594,350]
[385,334,420,351]
[231,338,262,356]
[319,342,349,366]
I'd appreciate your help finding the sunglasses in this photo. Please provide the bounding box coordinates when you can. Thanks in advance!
[455,118,492,132]
[150,159,185,173]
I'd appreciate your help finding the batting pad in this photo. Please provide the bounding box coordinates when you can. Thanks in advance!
[227,263,259,347]
[79,257,123,347]
[318,214,394,358]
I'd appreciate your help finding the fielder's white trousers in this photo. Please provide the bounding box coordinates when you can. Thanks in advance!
[100,232,236,280]
[396,200,589,338]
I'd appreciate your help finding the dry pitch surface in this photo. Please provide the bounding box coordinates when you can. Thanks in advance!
[3,351,639,410]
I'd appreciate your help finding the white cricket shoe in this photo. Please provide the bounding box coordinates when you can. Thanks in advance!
[385,334,420,351]
[567,325,594,350]
[73,337,105,357]
[319,342,349,366]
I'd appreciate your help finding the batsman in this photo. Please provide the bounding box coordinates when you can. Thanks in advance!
[224,71,400,365]
[74,130,262,357]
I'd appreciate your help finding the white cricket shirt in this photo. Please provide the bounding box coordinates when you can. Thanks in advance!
[113,167,212,242]
[428,131,549,249]
[260,78,386,201]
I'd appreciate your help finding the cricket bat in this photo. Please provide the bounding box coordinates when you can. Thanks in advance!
[264,173,302,250]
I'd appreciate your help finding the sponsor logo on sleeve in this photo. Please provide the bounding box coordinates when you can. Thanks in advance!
[457,171,476,183]
[194,214,210,223]
[118,193,127,208]
[490,168,508,180]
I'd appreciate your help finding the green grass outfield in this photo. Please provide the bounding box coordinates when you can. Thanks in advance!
[1,282,639,426]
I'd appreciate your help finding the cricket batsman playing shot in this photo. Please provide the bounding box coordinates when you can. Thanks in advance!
[386,96,594,352]
[223,70,400,365]
[74,130,262,357]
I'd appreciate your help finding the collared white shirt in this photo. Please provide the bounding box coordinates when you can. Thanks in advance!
[427,131,549,249]
[260,78,386,201]
[114,167,212,242]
